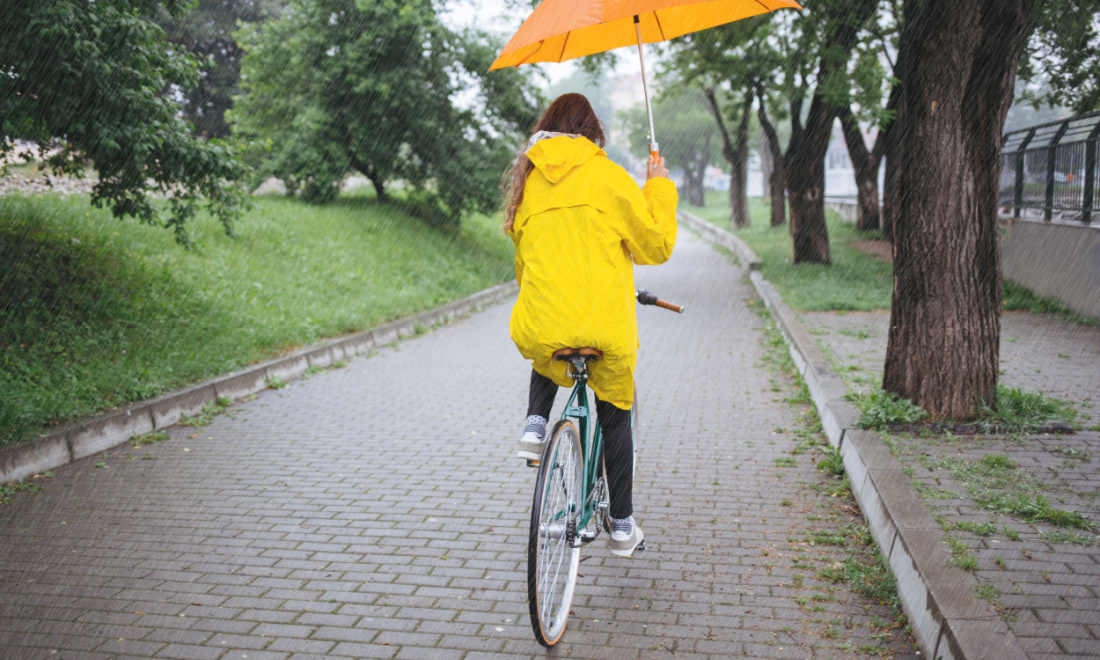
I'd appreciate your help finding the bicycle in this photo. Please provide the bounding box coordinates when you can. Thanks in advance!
[527,289,683,647]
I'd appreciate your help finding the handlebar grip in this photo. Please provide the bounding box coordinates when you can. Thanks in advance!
[655,299,684,313]
[636,289,684,313]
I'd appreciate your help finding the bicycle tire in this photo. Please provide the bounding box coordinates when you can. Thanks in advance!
[528,419,583,647]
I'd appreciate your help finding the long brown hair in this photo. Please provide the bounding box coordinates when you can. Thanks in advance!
[502,93,606,232]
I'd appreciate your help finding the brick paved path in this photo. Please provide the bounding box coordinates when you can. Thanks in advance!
[803,310,1100,660]
[0,231,918,660]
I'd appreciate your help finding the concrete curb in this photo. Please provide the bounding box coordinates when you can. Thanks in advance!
[0,281,518,484]
[677,210,762,270]
[691,217,1026,660]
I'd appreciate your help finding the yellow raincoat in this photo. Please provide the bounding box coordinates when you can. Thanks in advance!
[508,135,678,410]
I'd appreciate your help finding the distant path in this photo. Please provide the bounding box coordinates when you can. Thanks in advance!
[0,230,918,659]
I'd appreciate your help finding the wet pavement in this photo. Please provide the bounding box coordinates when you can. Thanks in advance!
[802,309,1100,660]
[0,231,919,659]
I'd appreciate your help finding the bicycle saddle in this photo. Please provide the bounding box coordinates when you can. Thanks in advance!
[552,347,603,362]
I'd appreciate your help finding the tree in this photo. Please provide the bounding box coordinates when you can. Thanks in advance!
[156,0,281,139]
[673,0,878,261]
[1,0,247,245]
[882,0,1033,419]
[1018,0,1100,113]
[704,89,753,227]
[232,0,541,222]
[623,90,717,208]
[665,19,773,228]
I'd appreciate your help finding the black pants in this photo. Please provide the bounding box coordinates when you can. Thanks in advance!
[527,369,633,519]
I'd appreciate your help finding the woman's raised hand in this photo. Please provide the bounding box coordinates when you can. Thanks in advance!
[646,154,670,181]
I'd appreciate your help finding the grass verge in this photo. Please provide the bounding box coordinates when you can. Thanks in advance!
[0,193,513,446]
[694,191,1099,325]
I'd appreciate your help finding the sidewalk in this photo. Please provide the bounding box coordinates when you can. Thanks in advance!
[802,309,1100,660]
[0,230,920,660]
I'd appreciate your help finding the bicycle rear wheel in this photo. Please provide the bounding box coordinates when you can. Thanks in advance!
[528,419,583,647]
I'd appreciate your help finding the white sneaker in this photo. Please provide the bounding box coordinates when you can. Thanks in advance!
[516,431,545,462]
[516,415,546,462]
[610,516,645,557]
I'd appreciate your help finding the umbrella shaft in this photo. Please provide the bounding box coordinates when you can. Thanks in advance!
[634,16,658,156]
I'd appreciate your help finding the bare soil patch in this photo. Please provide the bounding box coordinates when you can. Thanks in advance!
[848,239,892,262]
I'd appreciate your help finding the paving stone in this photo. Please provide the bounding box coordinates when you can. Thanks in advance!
[0,233,920,660]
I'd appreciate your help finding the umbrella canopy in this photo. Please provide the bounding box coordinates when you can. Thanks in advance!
[489,0,802,70]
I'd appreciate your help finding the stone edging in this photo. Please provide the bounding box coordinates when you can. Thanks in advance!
[0,281,519,485]
[677,210,762,270]
[692,218,1027,660]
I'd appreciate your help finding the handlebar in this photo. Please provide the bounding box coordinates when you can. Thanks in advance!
[636,289,684,313]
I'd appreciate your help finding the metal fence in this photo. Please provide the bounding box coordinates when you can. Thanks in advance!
[999,111,1100,225]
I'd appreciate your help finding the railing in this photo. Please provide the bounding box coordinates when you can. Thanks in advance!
[999,111,1100,225]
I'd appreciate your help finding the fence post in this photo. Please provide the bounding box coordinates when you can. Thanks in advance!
[1045,122,1069,222]
[1014,130,1033,218]
[1083,123,1100,225]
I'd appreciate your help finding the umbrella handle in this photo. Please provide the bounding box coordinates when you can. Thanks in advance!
[635,16,659,158]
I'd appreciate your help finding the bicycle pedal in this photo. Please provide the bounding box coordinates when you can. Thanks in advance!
[525,459,540,468]
[635,540,646,553]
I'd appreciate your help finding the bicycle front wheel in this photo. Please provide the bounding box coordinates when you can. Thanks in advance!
[528,419,583,647]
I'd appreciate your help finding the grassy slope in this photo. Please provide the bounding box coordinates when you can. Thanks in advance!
[0,193,514,445]
[689,191,893,311]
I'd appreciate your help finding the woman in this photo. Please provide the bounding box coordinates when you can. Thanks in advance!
[504,93,678,557]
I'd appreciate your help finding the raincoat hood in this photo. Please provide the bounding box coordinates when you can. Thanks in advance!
[525,135,606,184]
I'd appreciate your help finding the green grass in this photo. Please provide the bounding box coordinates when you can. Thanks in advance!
[694,191,1099,324]
[692,191,893,311]
[847,389,929,430]
[979,385,1079,432]
[977,492,1094,530]
[0,193,514,445]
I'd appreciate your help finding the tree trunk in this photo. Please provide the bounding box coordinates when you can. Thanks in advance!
[732,97,752,228]
[760,127,772,198]
[883,0,1032,420]
[784,95,833,265]
[757,100,786,227]
[781,0,877,262]
[349,154,387,202]
[685,143,706,207]
[881,140,898,241]
[877,86,902,242]
[705,88,750,229]
[837,105,881,231]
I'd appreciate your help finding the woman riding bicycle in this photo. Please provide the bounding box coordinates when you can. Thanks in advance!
[503,93,678,558]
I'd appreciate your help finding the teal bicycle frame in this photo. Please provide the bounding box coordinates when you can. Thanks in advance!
[553,356,606,546]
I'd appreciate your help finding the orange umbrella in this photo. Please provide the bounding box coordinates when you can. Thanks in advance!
[490,0,801,157]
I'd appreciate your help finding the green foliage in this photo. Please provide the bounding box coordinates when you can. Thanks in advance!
[0,0,247,245]
[0,480,41,505]
[155,0,280,139]
[1038,530,1098,546]
[816,445,846,476]
[980,385,1079,432]
[180,397,233,427]
[847,389,929,431]
[952,520,999,537]
[696,192,894,310]
[1019,0,1100,113]
[978,493,1094,530]
[131,430,170,446]
[816,534,901,611]
[1003,281,1098,326]
[0,193,513,446]
[944,534,978,570]
[232,0,542,221]
[621,88,718,206]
